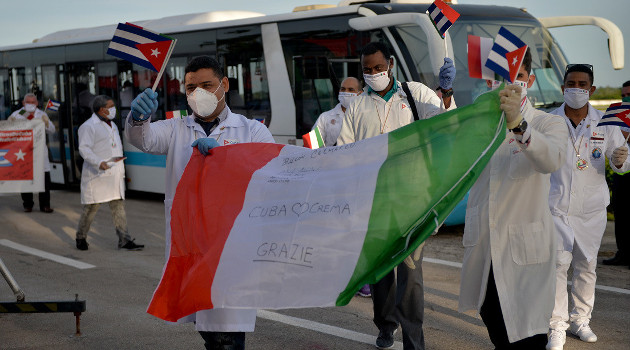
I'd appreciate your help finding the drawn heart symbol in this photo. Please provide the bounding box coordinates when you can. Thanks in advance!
[292,202,309,217]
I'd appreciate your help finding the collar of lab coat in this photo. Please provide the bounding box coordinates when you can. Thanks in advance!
[89,113,117,129]
[183,106,244,134]
[364,80,405,102]
[555,102,600,138]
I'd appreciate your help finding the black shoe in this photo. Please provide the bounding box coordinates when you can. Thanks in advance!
[40,207,54,213]
[376,330,395,349]
[76,239,89,251]
[602,252,629,266]
[24,207,32,212]
[120,239,144,251]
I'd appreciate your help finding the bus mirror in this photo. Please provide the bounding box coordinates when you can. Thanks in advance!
[539,16,624,70]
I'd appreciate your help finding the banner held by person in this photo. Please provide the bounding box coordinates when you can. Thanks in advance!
[147,87,506,322]
[0,120,45,193]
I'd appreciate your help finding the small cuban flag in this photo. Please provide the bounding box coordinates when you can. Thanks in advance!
[597,102,630,127]
[302,126,324,149]
[426,0,460,38]
[485,27,528,83]
[107,23,175,73]
[45,99,61,112]
[166,110,188,119]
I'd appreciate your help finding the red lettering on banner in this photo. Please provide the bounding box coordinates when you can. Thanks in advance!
[0,129,34,181]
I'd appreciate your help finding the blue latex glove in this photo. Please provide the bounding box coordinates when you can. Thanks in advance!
[191,138,220,156]
[439,57,456,90]
[131,88,158,121]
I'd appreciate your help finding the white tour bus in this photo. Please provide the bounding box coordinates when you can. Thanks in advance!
[0,0,623,195]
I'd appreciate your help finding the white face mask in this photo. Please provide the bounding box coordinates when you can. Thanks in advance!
[363,70,391,92]
[564,88,590,109]
[24,103,37,113]
[106,106,117,120]
[187,85,225,118]
[338,92,359,109]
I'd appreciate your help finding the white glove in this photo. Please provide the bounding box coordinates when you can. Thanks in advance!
[41,114,50,128]
[612,147,628,167]
[499,85,523,129]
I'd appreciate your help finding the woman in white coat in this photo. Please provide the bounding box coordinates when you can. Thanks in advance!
[459,52,568,348]
[125,56,274,350]
[546,64,630,350]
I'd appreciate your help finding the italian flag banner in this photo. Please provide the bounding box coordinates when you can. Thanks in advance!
[302,126,324,149]
[148,88,505,322]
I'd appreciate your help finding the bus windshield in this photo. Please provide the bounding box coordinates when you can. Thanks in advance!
[393,19,568,111]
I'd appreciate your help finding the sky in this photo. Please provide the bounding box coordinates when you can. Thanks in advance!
[1,0,628,87]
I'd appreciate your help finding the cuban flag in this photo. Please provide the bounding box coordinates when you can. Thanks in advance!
[427,0,460,38]
[107,23,174,72]
[485,27,528,83]
[467,35,494,80]
[45,99,61,112]
[597,102,630,127]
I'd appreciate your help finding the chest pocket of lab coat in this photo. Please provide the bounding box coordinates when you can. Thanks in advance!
[463,206,479,247]
[508,221,550,265]
[507,148,534,180]
[582,183,609,215]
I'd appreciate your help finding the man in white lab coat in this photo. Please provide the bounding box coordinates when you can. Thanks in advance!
[75,95,143,251]
[337,41,456,350]
[126,56,274,350]
[312,77,361,147]
[8,93,55,213]
[545,64,630,350]
[459,49,568,348]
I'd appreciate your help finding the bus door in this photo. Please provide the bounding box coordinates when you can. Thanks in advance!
[40,64,65,184]
[0,69,10,120]
[65,62,96,184]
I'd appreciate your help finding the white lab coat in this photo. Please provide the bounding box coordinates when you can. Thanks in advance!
[78,114,125,205]
[9,107,55,172]
[459,99,568,342]
[125,106,274,332]
[549,103,630,261]
[337,81,455,144]
[312,103,344,147]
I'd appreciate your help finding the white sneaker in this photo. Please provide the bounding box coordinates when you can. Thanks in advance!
[570,322,597,343]
[546,329,566,350]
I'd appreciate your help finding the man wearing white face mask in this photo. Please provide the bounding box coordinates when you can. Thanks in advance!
[126,56,274,350]
[545,64,630,350]
[337,42,456,350]
[312,77,361,147]
[75,95,143,251]
[8,93,55,213]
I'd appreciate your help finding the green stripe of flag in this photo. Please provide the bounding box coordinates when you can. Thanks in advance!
[336,87,505,305]
[314,127,324,148]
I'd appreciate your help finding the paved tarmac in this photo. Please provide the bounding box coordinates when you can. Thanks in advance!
[0,190,628,349]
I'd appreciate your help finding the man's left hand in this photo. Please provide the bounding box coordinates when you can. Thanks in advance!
[439,57,456,90]
[192,138,220,156]
[612,147,628,167]
[41,114,50,128]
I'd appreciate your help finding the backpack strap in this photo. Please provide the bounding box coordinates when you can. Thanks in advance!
[401,82,419,121]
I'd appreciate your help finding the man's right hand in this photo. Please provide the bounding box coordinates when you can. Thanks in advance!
[131,88,158,121]
[500,85,523,129]
[99,162,110,170]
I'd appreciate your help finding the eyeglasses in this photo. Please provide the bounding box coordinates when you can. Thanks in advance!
[565,64,593,73]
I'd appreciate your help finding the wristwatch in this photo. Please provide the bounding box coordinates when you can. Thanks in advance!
[510,118,528,133]
[439,87,454,98]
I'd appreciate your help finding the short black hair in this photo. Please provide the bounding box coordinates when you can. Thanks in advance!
[522,47,532,75]
[92,95,112,113]
[564,64,594,85]
[360,42,392,61]
[185,56,224,79]
[623,80,630,88]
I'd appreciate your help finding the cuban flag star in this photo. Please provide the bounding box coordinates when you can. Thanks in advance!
[485,26,528,83]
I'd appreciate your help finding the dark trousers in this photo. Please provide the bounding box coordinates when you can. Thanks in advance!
[612,173,630,255]
[21,171,51,210]
[480,267,547,349]
[198,331,245,350]
[371,244,425,350]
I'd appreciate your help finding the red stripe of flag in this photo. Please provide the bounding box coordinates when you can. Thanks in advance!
[435,0,460,23]
[468,35,482,79]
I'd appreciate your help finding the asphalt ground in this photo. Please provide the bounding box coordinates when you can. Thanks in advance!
[0,190,628,349]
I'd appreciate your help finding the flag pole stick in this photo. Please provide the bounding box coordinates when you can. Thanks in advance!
[443,34,448,59]
[151,39,178,92]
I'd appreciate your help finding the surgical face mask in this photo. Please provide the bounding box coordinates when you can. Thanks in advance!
[564,88,590,109]
[24,103,36,113]
[622,96,630,103]
[338,92,359,109]
[106,107,116,120]
[187,85,225,117]
[363,70,391,92]
[513,80,528,100]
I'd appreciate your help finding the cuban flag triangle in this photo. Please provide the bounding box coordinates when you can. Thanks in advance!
[485,27,528,83]
[45,99,61,112]
[426,0,460,38]
[597,102,630,127]
[302,127,324,149]
[467,35,494,80]
[107,23,175,73]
